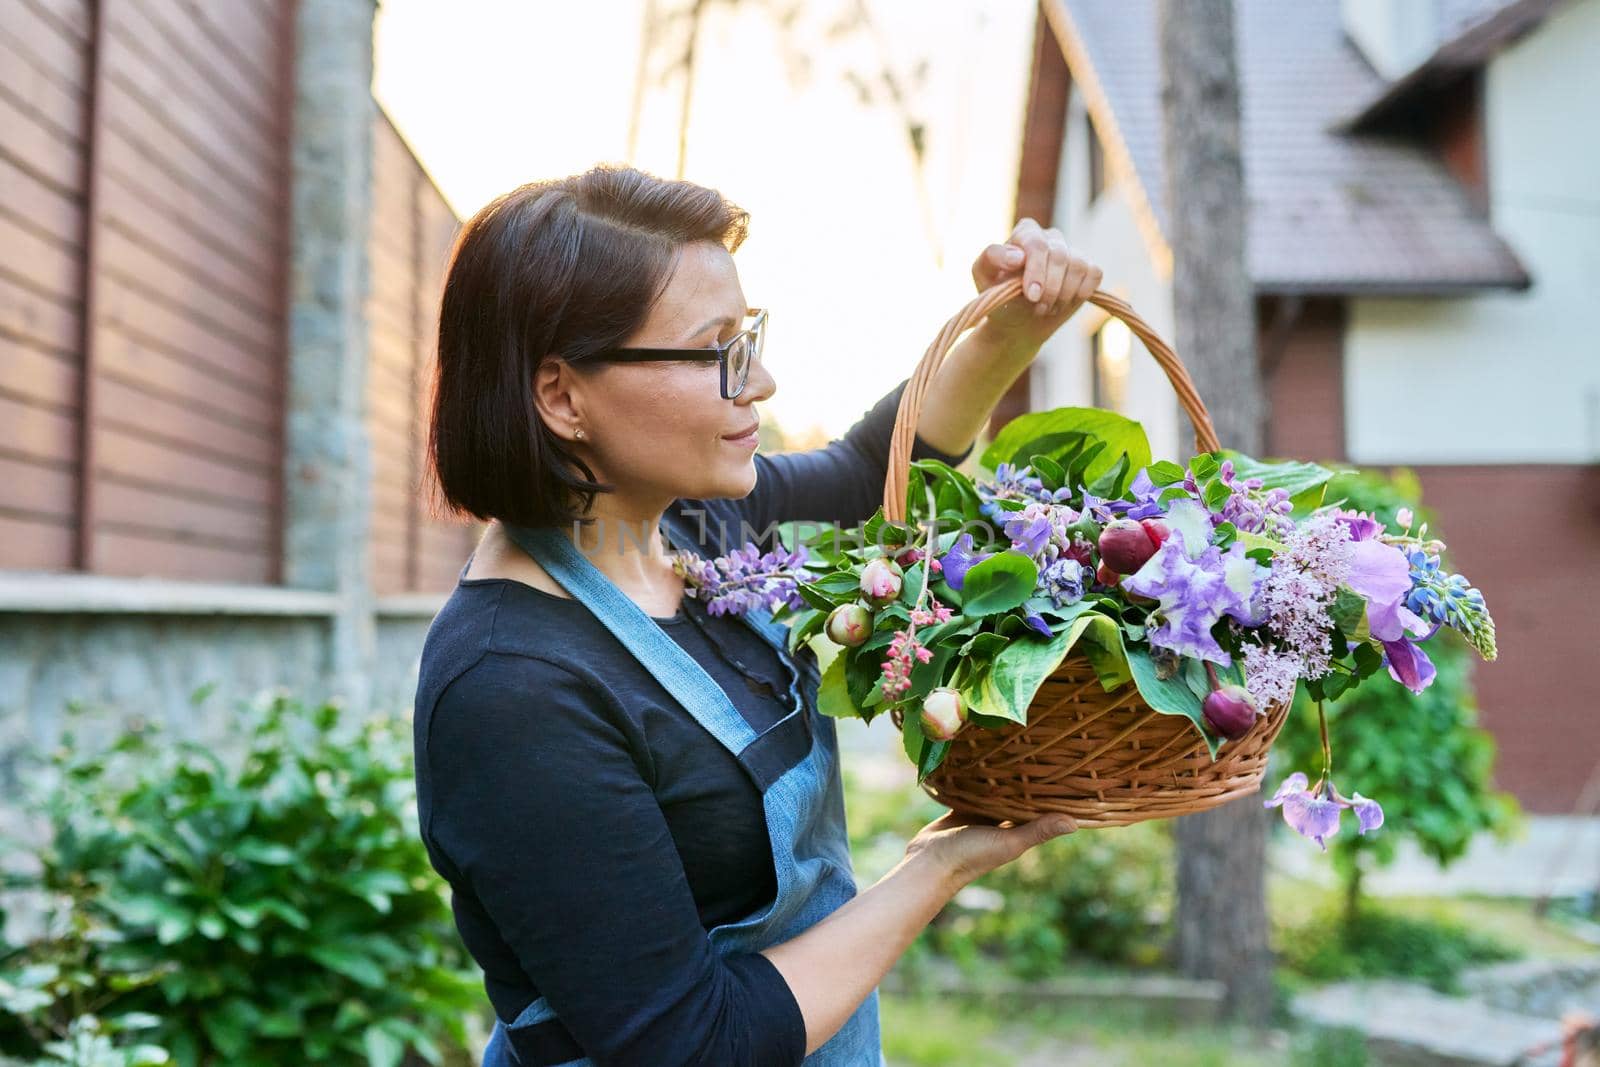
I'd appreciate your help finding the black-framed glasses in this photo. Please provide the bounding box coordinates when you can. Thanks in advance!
[579,307,767,399]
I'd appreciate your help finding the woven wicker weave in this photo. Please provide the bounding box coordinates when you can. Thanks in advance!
[883,278,1287,828]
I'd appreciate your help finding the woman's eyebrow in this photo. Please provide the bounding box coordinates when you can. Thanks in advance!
[684,313,739,342]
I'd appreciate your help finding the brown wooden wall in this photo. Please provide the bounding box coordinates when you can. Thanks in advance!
[366,111,477,596]
[1,0,291,583]
[3,2,475,593]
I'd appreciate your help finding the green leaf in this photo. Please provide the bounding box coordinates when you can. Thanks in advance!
[1147,460,1187,486]
[308,944,388,988]
[982,408,1152,489]
[1203,478,1232,512]
[817,652,862,720]
[1028,453,1066,489]
[364,1024,406,1067]
[974,610,1116,724]
[959,551,1039,616]
[234,840,297,866]
[1125,645,1222,759]
[1219,452,1340,501]
[1189,452,1220,480]
[1086,451,1133,499]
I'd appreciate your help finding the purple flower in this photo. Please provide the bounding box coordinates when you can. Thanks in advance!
[1005,512,1053,557]
[1343,535,1415,642]
[1119,469,1168,521]
[1124,531,1261,665]
[939,532,993,592]
[1380,636,1436,693]
[1040,557,1087,608]
[1347,791,1386,833]
[673,542,812,616]
[1264,771,1385,850]
[1022,609,1053,638]
[1332,508,1384,543]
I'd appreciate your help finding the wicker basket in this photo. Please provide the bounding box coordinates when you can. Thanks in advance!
[884,278,1289,829]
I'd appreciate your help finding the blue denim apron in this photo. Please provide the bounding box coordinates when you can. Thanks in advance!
[481,512,883,1066]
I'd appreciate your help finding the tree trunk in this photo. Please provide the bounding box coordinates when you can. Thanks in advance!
[1157,0,1275,1025]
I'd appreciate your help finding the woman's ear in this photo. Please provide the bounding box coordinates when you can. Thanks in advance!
[533,358,583,441]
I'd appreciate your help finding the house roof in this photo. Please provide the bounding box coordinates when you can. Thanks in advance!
[1048,0,1530,293]
[1342,0,1561,132]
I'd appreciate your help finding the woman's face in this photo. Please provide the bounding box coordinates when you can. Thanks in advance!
[540,240,777,513]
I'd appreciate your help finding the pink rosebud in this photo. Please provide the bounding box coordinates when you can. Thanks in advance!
[825,603,873,647]
[1140,518,1170,550]
[1202,684,1261,741]
[1098,519,1160,574]
[919,686,967,741]
[859,557,904,608]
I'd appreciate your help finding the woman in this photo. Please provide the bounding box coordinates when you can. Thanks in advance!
[413,164,1103,1067]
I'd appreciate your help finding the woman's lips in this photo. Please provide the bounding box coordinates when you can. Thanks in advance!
[722,423,760,449]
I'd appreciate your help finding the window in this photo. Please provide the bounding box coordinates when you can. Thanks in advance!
[1086,113,1106,205]
[1091,317,1131,413]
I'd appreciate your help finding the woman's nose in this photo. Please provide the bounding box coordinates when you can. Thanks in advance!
[741,353,777,403]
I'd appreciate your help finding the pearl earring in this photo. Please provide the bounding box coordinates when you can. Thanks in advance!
[574,428,586,440]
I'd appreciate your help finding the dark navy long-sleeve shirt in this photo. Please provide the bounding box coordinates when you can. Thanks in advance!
[412,378,972,1067]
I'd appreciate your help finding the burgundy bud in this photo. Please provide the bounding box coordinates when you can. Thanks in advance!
[1202,684,1261,741]
[1140,518,1171,550]
[1098,519,1160,574]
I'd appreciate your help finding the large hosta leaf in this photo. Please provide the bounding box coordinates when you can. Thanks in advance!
[982,408,1151,489]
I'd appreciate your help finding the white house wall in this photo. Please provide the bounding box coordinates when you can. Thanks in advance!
[1034,87,1181,463]
[1345,0,1600,465]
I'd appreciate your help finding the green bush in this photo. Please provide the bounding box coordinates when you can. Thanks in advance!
[1276,901,1518,992]
[844,767,1171,977]
[1275,468,1521,923]
[0,692,481,1067]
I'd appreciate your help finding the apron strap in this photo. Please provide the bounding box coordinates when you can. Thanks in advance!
[503,519,760,755]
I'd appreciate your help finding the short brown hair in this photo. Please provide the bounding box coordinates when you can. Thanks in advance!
[427,164,750,528]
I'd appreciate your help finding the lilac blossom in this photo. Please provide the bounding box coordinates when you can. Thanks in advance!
[1254,511,1352,684]
[1264,771,1385,851]
[1241,643,1301,708]
[673,542,812,616]
[1214,459,1293,534]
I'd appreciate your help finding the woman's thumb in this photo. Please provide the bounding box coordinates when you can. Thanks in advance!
[1030,814,1078,842]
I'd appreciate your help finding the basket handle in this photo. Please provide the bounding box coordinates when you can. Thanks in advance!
[881,279,1221,523]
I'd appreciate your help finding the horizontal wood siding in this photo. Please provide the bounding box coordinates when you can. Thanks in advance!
[88,0,289,581]
[0,0,291,581]
[366,111,475,594]
[0,0,92,569]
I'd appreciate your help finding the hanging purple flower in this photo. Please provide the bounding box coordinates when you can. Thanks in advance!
[1264,771,1385,850]
[938,532,994,593]
[1022,609,1054,638]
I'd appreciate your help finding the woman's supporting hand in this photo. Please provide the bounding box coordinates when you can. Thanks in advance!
[973,217,1103,348]
[903,807,1079,895]
[757,805,1077,1057]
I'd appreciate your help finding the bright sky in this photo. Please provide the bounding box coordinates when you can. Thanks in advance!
[373,0,1037,439]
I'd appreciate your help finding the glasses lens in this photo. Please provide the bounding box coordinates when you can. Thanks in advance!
[727,335,751,395]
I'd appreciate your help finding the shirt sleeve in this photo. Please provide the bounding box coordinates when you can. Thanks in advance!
[728,376,976,534]
[424,653,807,1067]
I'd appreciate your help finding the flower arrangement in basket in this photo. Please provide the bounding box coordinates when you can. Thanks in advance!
[671,282,1496,841]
